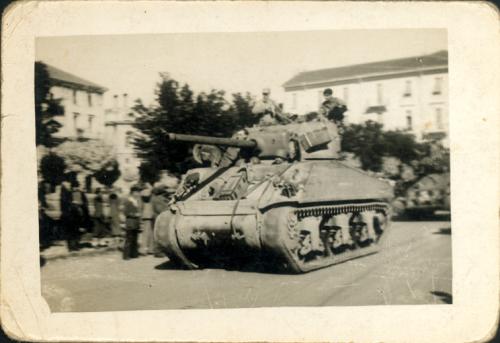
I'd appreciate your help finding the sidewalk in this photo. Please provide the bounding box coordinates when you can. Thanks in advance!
[40,233,124,261]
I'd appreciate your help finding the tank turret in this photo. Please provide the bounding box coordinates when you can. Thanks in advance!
[167,119,342,168]
[155,120,393,273]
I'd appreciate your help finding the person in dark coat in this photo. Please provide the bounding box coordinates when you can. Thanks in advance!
[122,186,142,260]
[108,189,123,241]
[38,181,51,249]
[60,180,89,251]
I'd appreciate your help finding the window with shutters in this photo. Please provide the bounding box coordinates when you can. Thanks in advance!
[403,80,412,97]
[406,110,413,130]
[433,77,443,95]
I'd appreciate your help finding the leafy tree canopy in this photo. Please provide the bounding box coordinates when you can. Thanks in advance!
[52,139,116,173]
[40,153,66,186]
[342,120,449,176]
[35,62,65,147]
[94,160,121,188]
[138,161,162,185]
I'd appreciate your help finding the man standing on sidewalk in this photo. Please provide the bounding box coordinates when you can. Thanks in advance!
[140,188,155,255]
[92,188,108,246]
[61,179,89,251]
[122,186,142,260]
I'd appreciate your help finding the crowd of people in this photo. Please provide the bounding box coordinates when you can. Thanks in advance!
[38,178,175,260]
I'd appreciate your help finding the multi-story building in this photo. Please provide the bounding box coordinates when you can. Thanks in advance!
[44,63,108,140]
[42,63,141,189]
[282,51,449,145]
[104,94,141,185]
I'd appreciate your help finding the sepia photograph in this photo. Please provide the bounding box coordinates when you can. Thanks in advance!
[1,2,498,342]
[36,30,452,312]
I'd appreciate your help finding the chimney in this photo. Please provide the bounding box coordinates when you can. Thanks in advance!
[123,93,128,109]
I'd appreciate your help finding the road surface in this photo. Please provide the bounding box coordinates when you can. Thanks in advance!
[41,220,452,312]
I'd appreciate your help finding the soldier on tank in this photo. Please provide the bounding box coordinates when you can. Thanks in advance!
[318,88,348,127]
[252,88,291,125]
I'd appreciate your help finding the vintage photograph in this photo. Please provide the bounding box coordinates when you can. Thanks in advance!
[36,29,452,312]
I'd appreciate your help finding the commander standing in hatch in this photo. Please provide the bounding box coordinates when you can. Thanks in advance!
[252,88,290,125]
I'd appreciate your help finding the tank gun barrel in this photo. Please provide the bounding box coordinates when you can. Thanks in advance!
[167,133,256,149]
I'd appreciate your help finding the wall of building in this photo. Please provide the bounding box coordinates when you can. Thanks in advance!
[104,94,141,185]
[283,72,448,145]
[50,85,105,140]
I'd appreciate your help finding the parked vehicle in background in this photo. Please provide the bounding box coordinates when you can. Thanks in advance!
[401,172,450,218]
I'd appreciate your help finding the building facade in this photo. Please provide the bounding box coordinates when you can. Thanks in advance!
[104,94,141,185]
[43,63,141,189]
[45,63,108,140]
[282,51,449,145]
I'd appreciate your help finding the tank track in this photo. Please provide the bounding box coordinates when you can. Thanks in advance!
[262,201,391,273]
[295,202,389,219]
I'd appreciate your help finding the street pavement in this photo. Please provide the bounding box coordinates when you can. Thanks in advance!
[41,220,452,312]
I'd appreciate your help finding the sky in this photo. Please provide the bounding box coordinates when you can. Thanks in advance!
[36,29,447,107]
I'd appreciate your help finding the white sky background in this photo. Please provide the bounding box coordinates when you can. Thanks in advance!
[36,29,447,108]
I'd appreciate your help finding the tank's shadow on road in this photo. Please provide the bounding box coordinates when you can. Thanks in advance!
[154,260,183,270]
[154,251,379,275]
[153,259,286,274]
[393,214,451,222]
[433,227,451,235]
[430,291,452,304]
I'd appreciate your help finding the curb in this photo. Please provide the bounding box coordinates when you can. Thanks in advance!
[41,246,121,261]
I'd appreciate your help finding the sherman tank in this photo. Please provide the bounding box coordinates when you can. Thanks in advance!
[154,118,394,273]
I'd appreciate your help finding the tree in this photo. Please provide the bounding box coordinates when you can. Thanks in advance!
[341,121,440,174]
[341,121,386,172]
[52,139,115,173]
[35,62,65,147]
[138,161,161,185]
[133,74,256,175]
[94,160,121,188]
[40,153,66,186]
[382,130,421,164]
[231,92,260,130]
[413,140,450,177]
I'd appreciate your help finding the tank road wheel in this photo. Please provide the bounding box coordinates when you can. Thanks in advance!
[349,212,370,247]
[287,211,314,262]
[373,210,389,242]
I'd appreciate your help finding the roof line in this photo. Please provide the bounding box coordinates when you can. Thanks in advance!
[282,50,448,89]
[283,66,448,89]
[41,62,108,92]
